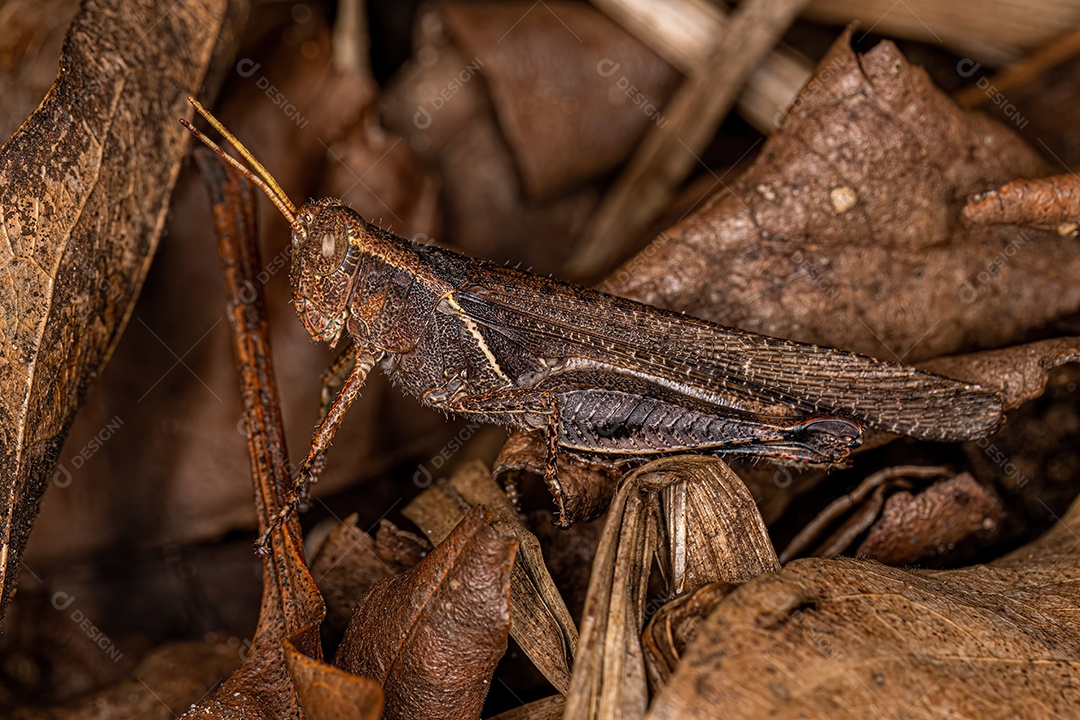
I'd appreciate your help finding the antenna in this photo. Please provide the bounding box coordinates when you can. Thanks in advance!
[179,96,303,233]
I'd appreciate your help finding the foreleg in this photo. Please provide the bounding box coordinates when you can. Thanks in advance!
[257,349,381,553]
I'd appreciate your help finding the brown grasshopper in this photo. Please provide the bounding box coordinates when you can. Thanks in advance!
[181,97,1003,551]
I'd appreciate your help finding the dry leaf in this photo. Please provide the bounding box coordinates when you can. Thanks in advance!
[335,507,517,720]
[435,1,681,202]
[9,640,244,720]
[178,151,324,718]
[0,0,242,623]
[567,0,808,277]
[780,466,1004,565]
[922,336,1080,410]
[646,489,1080,718]
[284,639,383,720]
[310,516,429,635]
[380,1,680,203]
[380,1,683,275]
[641,582,736,689]
[486,694,566,720]
[606,29,1072,362]
[494,431,620,525]
[319,88,440,241]
[779,465,940,561]
[403,460,578,694]
[565,456,779,720]
[853,472,1004,565]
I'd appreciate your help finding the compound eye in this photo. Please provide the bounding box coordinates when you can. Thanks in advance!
[308,222,349,276]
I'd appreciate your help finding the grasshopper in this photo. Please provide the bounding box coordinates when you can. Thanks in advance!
[181,97,1003,551]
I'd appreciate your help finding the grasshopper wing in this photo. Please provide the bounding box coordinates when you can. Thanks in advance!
[449,262,1003,442]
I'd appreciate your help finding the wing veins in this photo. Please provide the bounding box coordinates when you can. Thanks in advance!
[452,273,1002,440]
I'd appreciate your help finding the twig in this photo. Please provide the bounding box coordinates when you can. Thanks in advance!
[334,0,370,78]
[567,0,808,279]
[955,25,1080,108]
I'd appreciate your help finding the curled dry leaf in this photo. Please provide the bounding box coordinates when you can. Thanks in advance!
[852,471,1004,565]
[403,460,578,694]
[310,516,429,635]
[921,336,1080,412]
[335,506,517,720]
[779,465,947,562]
[494,431,619,525]
[564,456,779,720]
[963,173,1080,231]
[641,582,736,690]
[0,0,240,622]
[564,465,655,720]
[645,491,1080,719]
[284,639,383,720]
[780,466,1004,566]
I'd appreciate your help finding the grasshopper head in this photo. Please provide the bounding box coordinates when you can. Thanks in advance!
[290,198,366,348]
[180,98,379,349]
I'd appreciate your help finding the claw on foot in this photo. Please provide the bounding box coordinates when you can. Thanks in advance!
[253,466,315,556]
